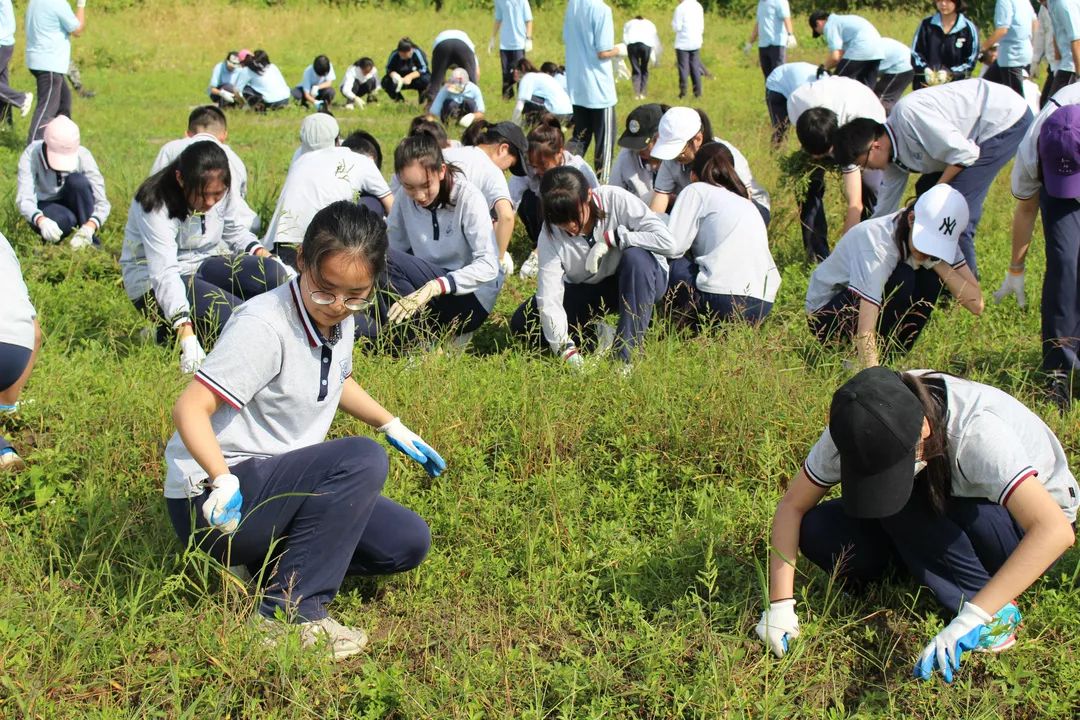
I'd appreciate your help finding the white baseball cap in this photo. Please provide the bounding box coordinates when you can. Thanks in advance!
[299,113,340,155]
[650,107,702,161]
[911,185,969,261]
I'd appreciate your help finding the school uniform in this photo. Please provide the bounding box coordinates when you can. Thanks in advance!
[382,47,430,102]
[151,134,256,234]
[24,0,78,143]
[666,182,781,325]
[822,14,884,88]
[986,0,1036,95]
[165,279,430,622]
[430,81,485,124]
[207,61,241,105]
[806,212,966,353]
[495,0,532,98]
[755,0,792,80]
[874,79,1033,277]
[516,72,573,121]
[875,38,914,112]
[623,17,661,96]
[17,140,109,241]
[0,232,35,456]
[1033,4,1058,105]
[672,0,705,98]
[563,0,618,179]
[800,370,1079,612]
[608,148,656,205]
[509,151,599,244]
[1048,0,1080,96]
[653,139,772,225]
[236,64,290,109]
[120,193,289,341]
[292,63,337,106]
[911,12,980,90]
[340,64,378,103]
[0,0,29,123]
[509,186,676,362]
[442,146,511,213]
[427,30,478,102]
[764,61,818,143]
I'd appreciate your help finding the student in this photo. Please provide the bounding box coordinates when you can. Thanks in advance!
[120,141,290,371]
[0,0,33,123]
[491,0,533,99]
[563,0,625,181]
[875,38,915,111]
[648,107,771,225]
[623,15,661,99]
[609,104,666,205]
[430,68,485,126]
[757,366,1077,683]
[666,143,782,327]
[408,114,452,148]
[510,166,675,365]
[357,135,502,346]
[0,232,40,472]
[748,0,796,81]
[805,185,983,367]
[292,54,336,109]
[340,57,378,109]
[764,61,818,145]
[383,37,430,103]
[207,50,242,107]
[1048,0,1080,96]
[24,0,85,143]
[911,0,980,90]
[834,78,1033,277]
[151,105,257,234]
[672,0,705,99]
[264,136,393,266]
[980,0,1038,95]
[236,49,290,111]
[510,116,600,277]
[290,112,340,165]
[542,61,568,90]
[808,10,884,88]
[427,29,479,103]
[17,116,108,248]
[167,200,441,659]
[1031,0,1057,104]
[511,58,573,124]
[787,75,887,260]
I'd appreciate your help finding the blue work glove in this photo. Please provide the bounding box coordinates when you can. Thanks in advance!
[378,417,446,477]
[914,601,992,682]
[202,473,242,534]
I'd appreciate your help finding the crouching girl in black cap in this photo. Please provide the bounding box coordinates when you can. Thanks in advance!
[758,367,1077,682]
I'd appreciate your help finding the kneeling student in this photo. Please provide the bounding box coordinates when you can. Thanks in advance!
[430,68,485,126]
[0,232,41,472]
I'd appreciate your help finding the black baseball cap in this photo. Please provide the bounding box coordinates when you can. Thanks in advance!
[809,10,829,38]
[491,121,529,177]
[828,367,925,519]
[618,104,665,150]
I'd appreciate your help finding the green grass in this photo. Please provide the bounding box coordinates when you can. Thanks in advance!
[0,2,1078,717]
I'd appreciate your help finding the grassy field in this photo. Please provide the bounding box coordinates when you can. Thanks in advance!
[0,2,1078,717]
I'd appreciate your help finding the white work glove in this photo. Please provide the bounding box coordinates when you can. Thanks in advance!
[786,34,797,48]
[561,345,585,369]
[76,0,86,7]
[914,601,992,682]
[742,41,753,55]
[202,473,242,534]
[525,37,533,53]
[488,37,496,54]
[390,72,404,94]
[755,599,801,658]
[387,278,447,324]
[37,217,63,243]
[585,227,620,274]
[614,42,628,58]
[179,335,206,374]
[219,89,235,103]
[992,269,1026,308]
[378,417,447,477]
[499,252,515,277]
[459,112,476,128]
[69,224,94,249]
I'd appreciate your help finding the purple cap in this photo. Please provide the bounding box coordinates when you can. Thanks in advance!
[1039,105,1080,199]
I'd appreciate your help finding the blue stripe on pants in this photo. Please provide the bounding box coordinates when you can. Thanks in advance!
[1039,189,1080,374]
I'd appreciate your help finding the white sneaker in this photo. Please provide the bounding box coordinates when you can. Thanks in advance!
[593,320,616,356]
[20,92,32,118]
[254,613,369,660]
[519,249,539,279]
[0,450,26,472]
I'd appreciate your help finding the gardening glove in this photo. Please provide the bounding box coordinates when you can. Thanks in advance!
[614,43,628,57]
[914,601,992,683]
[499,251,515,277]
[585,227,620,274]
[378,417,446,477]
[69,224,94,249]
[561,345,585,369]
[202,473,242,534]
[459,112,476,128]
[37,217,63,243]
[219,90,235,103]
[786,34,797,48]
[390,72,404,94]
[742,41,752,54]
[755,599,801,658]
[488,37,495,54]
[387,278,447,324]
[525,37,533,53]
[179,335,207,374]
[77,0,86,7]
[992,269,1026,308]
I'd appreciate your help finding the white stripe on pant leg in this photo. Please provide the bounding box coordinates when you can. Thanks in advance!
[28,72,57,143]
[600,105,614,185]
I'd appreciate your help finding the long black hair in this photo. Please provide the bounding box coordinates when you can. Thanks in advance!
[299,200,388,284]
[692,142,748,199]
[891,198,918,263]
[243,49,271,75]
[899,371,952,514]
[393,134,462,209]
[134,140,231,220]
[539,166,605,234]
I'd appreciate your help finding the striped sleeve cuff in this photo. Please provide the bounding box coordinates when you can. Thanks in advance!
[436,275,455,295]
[170,313,192,329]
[999,467,1038,506]
[90,215,103,229]
[246,241,264,255]
[803,460,836,489]
[561,345,579,361]
[848,286,882,308]
[31,211,43,224]
[195,371,244,410]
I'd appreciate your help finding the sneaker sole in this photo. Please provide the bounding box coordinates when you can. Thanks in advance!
[976,633,1017,654]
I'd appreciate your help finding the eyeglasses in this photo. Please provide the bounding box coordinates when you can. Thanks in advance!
[309,290,373,312]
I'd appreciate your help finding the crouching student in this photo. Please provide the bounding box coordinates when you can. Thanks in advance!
[757,366,1077,682]
[609,104,667,206]
[764,61,818,146]
[120,142,291,373]
[236,50,291,112]
[509,166,676,366]
[0,232,41,472]
[208,51,242,107]
[666,143,782,327]
[355,135,502,348]
[292,55,337,109]
[806,185,983,368]
[167,201,441,660]
[430,68,485,127]
[511,59,574,125]
[341,57,378,109]
[17,116,110,249]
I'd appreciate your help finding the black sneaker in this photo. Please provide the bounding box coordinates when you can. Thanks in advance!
[1047,372,1073,412]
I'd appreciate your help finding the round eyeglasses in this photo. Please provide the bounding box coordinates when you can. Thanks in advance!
[309,290,373,312]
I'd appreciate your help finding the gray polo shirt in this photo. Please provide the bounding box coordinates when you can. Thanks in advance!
[653,138,771,211]
[151,133,256,232]
[0,232,36,351]
[164,279,355,498]
[16,141,111,229]
[608,148,656,204]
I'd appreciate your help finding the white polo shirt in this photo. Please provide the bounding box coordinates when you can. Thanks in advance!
[443,146,511,211]
[164,279,356,499]
[765,62,819,97]
[341,64,378,99]
[0,232,36,351]
[667,183,781,302]
[1012,84,1080,199]
[804,370,1080,523]
[433,29,476,53]
[787,75,886,128]
[608,148,656,204]
[623,17,660,47]
[535,186,675,353]
[508,151,598,207]
[672,0,704,51]
[653,138,771,211]
[151,134,255,230]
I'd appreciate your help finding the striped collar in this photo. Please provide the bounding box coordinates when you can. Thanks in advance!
[885,123,914,173]
[288,278,342,348]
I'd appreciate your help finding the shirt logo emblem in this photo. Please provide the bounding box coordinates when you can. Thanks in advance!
[339,359,350,383]
[957,38,966,47]
[1058,156,1076,176]
[628,119,640,133]
[938,216,957,236]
